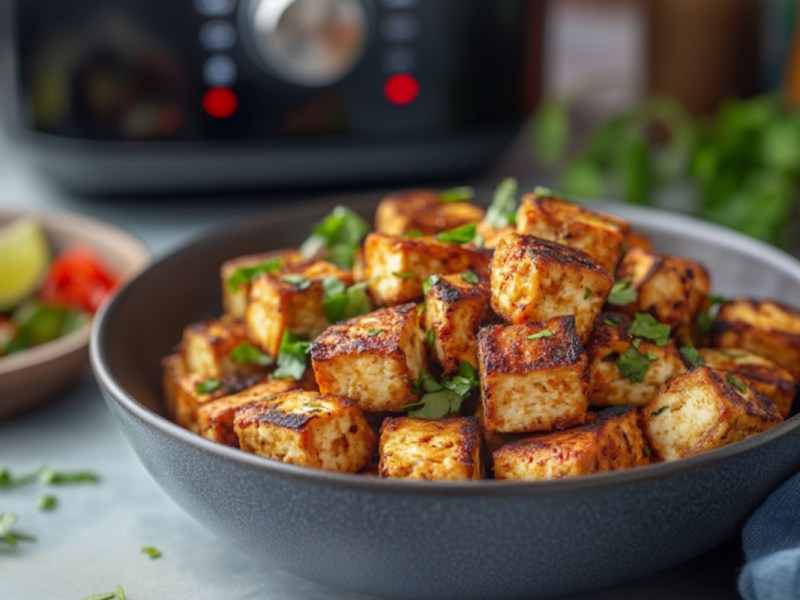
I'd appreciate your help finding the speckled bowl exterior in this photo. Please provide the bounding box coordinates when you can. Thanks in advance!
[90,197,800,600]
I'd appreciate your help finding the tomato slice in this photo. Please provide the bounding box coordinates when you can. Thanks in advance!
[38,246,118,313]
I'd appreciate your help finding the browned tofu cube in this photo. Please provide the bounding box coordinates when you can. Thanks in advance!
[476,221,515,249]
[711,298,800,380]
[162,353,184,422]
[363,232,491,306]
[424,272,491,375]
[490,233,612,340]
[624,229,653,253]
[310,303,426,412]
[586,313,687,407]
[233,390,376,473]
[642,366,782,461]
[375,189,484,236]
[245,259,353,356]
[516,193,627,273]
[221,249,304,319]
[378,416,483,480]
[493,406,650,480]
[615,248,711,343]
[477,316,589,433]
[699,348,797,418]
[171,371,268,433]
[197,378,308,446]
[181,316,265,379]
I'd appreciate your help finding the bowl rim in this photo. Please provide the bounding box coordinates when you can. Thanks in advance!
[0,208,149,376]
[90,196,800,497]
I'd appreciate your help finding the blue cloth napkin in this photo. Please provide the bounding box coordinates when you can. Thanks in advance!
[739,470,800,599]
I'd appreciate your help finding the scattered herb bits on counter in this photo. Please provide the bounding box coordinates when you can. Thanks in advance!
[160,184,799,481]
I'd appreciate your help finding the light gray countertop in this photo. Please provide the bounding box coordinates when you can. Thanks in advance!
[0,134,743,600]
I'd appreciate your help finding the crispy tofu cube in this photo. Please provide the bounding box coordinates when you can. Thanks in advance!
[615,248,711,343]
[375,189,484,236]
[245,259,353,356]
[642,366,782,461]
[364,233,491,307]
[492,406,650,480]
[476,221,515,249]
[477,316,589,433]
[221,249,304,319]
[490,233,612,340]
[711,298,800,380]
[233,390,376,473]
[171,371,268,433]
[424,272,491,375]
[699,348,797,418]
[310,303,426,412]
[162,353,184,422]
[181,316,264,379]
[516,193,627,273]
[197,378,308,446]
[378,416,483,480]
[586,313,687,407]
[624,229,653,253]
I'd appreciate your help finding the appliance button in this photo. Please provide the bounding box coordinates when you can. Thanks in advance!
[200,20,238,51]
[248,0,367,86]
[194,0,236,17]
[204,55,238,87]
[379,14,418,42]
[383,47,415,73]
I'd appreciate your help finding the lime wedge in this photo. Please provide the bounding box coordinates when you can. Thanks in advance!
[0,218,50,311]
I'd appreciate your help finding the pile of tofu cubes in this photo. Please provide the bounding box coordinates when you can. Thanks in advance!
[162,188,799,480]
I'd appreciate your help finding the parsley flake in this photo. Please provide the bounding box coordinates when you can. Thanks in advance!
[436,223,477,244]
[425,328,435,346]
[226,258,282,292]
[272,331,311,380]
[392,271,417,279]
[697,295,726,335]
[422,274,440,295]
[727,373,748,394]
[533,186,555,198]
[405,362,480,419]
[584,287,593,299]
[650,405,669,417]
[366,328,384,337]
[195,379,221,395]
[300,206,369,268]
[615,346,655,383]
[280,274,313,290]
[527,329,554,341]
[680,343,704,367]
[461,271,479,285]
[0,512,36,547]
[485,177,519,227]
[141,545,162,559]
[439,186,475,203]
[608,279,637,306]
[629,313,671,346]
[230,342,274,366]
[322,278,372,323]
[37,494,57,511]
[39,467,99,485]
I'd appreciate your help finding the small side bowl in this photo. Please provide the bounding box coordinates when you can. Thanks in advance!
[0,209,149,418]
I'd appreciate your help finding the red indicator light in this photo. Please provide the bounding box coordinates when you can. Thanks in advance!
[384,73,419,105]
[203,87,238,118]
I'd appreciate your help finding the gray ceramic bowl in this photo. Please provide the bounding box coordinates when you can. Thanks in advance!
[90,197,800,600]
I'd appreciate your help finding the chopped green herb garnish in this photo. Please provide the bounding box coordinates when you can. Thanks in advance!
[272,331,312,381]
[226,258,282,292]
[720,350,746,360]
[533,186,555,198]
[366,328,384,337]
[322,278,372,323]
[436,223,478,244]
[405,361,480,419]
[403,230,425,238]
[608,279,637,306]
[141,545,162,559]
[116,585,127,600]
[422,274,440,295]
[680,343,704,367]
[439,186,475,203]
[0,464,42,488]
[393,271,417,279]
[697,295,726,335]
[230,342,274,366]
[643,443,652,458]
[629,313,671,346]
[485,177,519,227]
[650,405,669,417]
[37,494,57,511]
[0,512,36,546]
[39,467,99,485]
[79,587,127,600]
[727,373,748,394]
[615,346,655,383]
[425,328,435,346]
[461,271,479,285]
[602,313,626,327]
[527,329,554,341]
[584,287,593,299]
[416,302,425,316]
[280,274,313,290]
[300,206,370,268]
[195,379,221,395]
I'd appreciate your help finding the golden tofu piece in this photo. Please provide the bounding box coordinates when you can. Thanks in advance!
[699,348,797,418]
[245,259,353,356]
[476,221,515,250]
[615,248,711,343]
[424,272,491,375]
[477,316,589,433]
[493,406,650,480]
[161,353,184,422]
[624,229,653,253]
[490,233,612,340]
[378,416,483,480]
[197,378,308,446]
[310,303,426,412]
[181,315,265,379]
[711,298,800,380]
[375,189,484,236]
[233,390,376,473]
[221,249,304,319]
[642,366,782,461]
[516,193,627,273]
[586,313,687,407]
[364,232,491,306]
[171,371,268,433]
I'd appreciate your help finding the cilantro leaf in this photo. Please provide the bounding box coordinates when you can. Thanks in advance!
[230,342,274,366]
[280,274,312,290]
[422,275,440,295]
[226,258,282,292]
[195,379,221,395]
[679,343,704,367]
[727,373,748,394]
[300,206,369,268]
[436,223,477,244]
[461,271,479,284]
[272,331,311,380]
[615,346,655,383]
[608,279,637,306]
[527,329,554,340]
[629,313,671,346]
[439,186,475,203]
[322,279,372,323]
[485,177,518,227]
[406,362,479,420]
[392,271,416,279]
